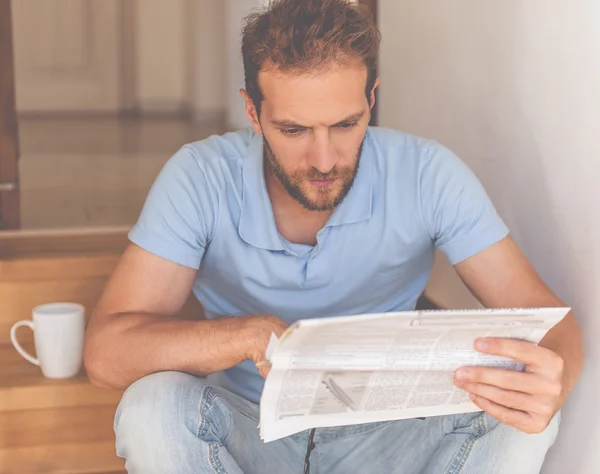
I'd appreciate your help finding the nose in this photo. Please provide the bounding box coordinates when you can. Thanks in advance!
[307,131,337,174]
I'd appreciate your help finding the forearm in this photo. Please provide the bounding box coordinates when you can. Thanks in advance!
[538,312,584,407]
[84,312,260,390]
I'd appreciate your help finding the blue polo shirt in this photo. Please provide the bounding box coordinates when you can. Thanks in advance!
[129,127,509,403]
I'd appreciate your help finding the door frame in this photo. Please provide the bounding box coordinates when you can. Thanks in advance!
[0,0,20,230]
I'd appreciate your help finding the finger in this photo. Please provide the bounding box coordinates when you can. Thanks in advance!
[258,365,271,378]
[469,394,548,434]
[474,338,560,372]
[468,393,529,428]
[455,366,551,394]
[459,382,539,413]
[256,360,272,379]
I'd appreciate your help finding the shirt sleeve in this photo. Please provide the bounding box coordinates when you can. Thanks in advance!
[419,141,509,265]
[128,146,216,269]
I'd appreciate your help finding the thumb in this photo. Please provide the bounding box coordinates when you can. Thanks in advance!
[256,360,271,379]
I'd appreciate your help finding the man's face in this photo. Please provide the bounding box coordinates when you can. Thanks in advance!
[244,62,377,211]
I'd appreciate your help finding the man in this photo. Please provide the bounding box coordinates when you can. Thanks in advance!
[84,0,583,473]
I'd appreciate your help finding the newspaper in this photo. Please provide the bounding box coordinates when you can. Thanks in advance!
[258,307,569,442]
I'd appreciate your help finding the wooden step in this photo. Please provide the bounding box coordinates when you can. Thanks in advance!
[0,441,125,474]
[0,228,129,260]
[0,344,125,473]
[0,229,203,473]
[1,405,118,449]
[0,274,117,347]
[0,229,205,345]
[0,230,126,347]
[0,344,123,413]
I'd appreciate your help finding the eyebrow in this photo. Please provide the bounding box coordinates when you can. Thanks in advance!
[270,111,365,129]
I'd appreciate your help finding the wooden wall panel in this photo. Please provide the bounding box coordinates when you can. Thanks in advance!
[0,0,20,230]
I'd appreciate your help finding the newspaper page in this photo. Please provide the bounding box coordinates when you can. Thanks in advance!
[259,307,569,442]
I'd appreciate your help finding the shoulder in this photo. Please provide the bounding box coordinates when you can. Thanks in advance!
[177,128,254,177]
[153,128,257,203]
[144,128,256,219]
[366,126,462,175]
[367,126,434,152]
[366,126,482,210]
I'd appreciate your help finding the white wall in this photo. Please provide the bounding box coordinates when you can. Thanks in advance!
[379,1,600,472]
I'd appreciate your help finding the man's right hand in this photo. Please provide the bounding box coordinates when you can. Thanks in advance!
[85,244,290,389]
[244,315,289,378]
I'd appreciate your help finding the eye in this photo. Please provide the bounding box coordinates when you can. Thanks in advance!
[281,128,306,136]
[337,122,358,130]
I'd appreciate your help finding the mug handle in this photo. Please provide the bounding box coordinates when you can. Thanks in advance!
[10,321,40,366]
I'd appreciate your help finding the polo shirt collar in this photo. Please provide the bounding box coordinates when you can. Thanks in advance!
[238,129,373,251]
[325,130,373,227]
[238,131,285,251]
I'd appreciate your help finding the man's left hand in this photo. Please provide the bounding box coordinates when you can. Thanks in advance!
[454,337,564,434]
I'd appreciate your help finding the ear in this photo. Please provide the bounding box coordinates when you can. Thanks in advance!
[239,89,263,134]
[369,77,381,110]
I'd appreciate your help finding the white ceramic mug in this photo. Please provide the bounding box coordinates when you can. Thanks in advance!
[10,302,85,378]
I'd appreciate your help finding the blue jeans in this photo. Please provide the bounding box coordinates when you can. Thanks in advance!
[114,371,560,474]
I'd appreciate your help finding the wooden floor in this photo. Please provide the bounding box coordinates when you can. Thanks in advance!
[16,116,227,231]
[0,230,204,473]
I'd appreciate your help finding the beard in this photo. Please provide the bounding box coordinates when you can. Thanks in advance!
[263,138,364,212]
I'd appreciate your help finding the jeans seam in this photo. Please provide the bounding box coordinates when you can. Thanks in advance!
[444,413,487,474]
[443,436,478,474]
[481,412,489,434]
[196,386,229,474]
[208,442,228,474]
[314,421,395,443]
[196,385,210,439]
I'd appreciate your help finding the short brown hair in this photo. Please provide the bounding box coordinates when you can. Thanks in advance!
[241,0,381,115]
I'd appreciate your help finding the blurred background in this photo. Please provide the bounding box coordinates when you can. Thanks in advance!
[1,1,599,473]
[4,0,230,231]
[3,0,376,232]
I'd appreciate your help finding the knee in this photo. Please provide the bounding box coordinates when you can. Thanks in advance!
[451,411,561,474]
[115,371,199,434]
[485,410,561,445]
[483,411,561,469]
[114,371,205,471]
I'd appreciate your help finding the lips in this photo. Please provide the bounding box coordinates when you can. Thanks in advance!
[309,179,336,188]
